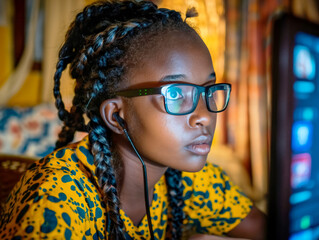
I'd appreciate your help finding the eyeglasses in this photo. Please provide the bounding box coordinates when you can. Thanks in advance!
[116,83,231,115]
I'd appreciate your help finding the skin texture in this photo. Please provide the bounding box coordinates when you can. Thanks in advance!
[100,30,266,239]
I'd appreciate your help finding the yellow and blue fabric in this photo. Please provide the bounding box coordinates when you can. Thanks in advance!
[0,136,252,239]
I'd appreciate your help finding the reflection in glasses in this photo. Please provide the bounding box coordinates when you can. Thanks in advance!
[116,83,231,115]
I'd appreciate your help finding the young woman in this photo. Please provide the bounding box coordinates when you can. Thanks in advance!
[0,1,266,239]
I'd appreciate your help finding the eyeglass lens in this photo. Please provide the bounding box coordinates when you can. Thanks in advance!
[164,84,229,114]
[207,86,228,112]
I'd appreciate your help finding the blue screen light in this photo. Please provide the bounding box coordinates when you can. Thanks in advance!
[290,191,312,205]
[291,153,312,188]
[292,121,313,152]
[293,81,315,95]
[289,229,313,240]
[293,45,316,80]
[294,108,315,121]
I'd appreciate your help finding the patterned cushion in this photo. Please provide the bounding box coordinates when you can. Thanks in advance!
[0,104,62,158]
[0,104,88,209]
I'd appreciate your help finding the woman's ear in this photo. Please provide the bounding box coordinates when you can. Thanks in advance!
[100,98,125,134]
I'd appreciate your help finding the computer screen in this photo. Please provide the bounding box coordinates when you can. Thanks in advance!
[268,13,319,240]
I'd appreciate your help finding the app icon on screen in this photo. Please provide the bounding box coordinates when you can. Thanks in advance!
[291,153,312,188]
[293,81,315,96]
[294,108,315,121]
[293,45,316,80]
[294,107,318,121]
[292,121,313,152]
[289,229,313,240]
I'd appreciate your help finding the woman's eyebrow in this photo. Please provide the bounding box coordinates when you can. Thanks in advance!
[209,72,216,84]
[209,72,216,80]
[159,72,216,83]
[202,72,216,85]
[159,74,186,82]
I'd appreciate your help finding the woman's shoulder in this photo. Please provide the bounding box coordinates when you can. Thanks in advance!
[181,163,253,236]
[181,162,250,202]
[13,142,100,207]
[0,143,105,239]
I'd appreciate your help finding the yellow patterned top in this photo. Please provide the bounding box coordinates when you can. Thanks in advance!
[0,136,252,240]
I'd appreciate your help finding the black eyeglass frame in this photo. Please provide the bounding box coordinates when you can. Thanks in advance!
[116,83,232,115]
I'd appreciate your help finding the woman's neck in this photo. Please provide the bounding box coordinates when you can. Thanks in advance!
[115,137,167,225]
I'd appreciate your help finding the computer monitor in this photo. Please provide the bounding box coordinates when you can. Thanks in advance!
[268,13,319,240]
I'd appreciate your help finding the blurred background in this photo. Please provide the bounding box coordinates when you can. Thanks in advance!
[0,0,318,212]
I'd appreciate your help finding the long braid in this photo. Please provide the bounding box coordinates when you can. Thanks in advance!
[53,58,71,146]
[53,9,90,148]
[53,1,199,238]
[165,168,185,239]
[84,45,125,238]
[88,115,125,239]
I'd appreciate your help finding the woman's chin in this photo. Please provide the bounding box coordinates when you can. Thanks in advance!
[174,157,207,172]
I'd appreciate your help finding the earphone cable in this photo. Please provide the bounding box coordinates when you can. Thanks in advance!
[122,128,155,240]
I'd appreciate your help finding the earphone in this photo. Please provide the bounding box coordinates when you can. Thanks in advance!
[112,112,126,130]
[112,112,155,240]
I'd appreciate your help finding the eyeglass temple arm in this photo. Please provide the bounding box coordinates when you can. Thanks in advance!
[116,88,162,98]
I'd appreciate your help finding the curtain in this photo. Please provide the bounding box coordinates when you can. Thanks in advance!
[42,0,85,104]
[0,0,40,106]
[292,0,319,23]
[0,0,13,100]
[0,0,85,106]
[224,0,289,203]
[223,0,319,207]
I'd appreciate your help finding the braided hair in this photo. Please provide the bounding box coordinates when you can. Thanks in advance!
[53,1,198,239]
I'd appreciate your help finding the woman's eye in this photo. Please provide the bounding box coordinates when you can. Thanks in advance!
[166,87,183,100]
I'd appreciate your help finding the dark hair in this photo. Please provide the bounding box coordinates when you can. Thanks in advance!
[53,0,198,239]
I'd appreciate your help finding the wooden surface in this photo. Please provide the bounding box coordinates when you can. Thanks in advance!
[0,154,36,212]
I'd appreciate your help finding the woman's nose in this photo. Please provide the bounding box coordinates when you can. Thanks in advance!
[188,95,216,128]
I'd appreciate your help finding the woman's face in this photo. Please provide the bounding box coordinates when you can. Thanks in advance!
[120,30,217,172]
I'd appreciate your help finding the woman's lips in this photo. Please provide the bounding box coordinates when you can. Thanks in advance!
[185,135,212,155]
[185,143,211,155]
